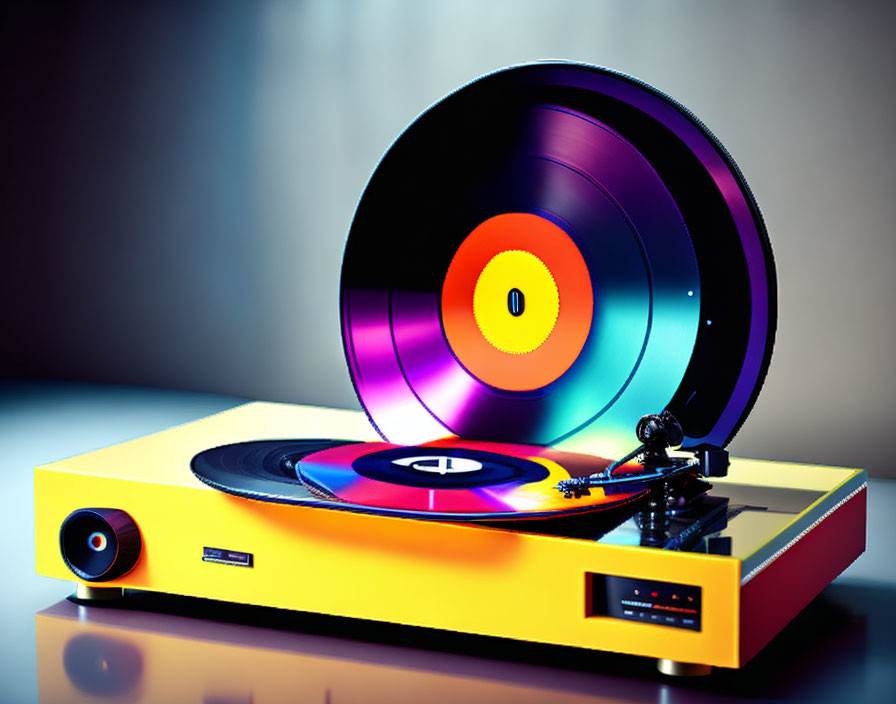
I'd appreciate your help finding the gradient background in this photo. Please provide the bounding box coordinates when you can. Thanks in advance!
[2,0,895,477]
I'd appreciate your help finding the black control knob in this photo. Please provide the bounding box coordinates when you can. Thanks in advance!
[60,509,141,582]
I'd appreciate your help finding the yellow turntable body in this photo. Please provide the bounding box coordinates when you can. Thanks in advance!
[34,402,866,670]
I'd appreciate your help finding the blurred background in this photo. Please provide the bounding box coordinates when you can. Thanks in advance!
[1,0,894,477]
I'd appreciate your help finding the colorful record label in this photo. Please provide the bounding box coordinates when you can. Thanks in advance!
[296,439,646,516]
[441,212,593,391]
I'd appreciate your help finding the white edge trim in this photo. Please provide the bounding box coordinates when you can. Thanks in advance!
[741,482,867,585]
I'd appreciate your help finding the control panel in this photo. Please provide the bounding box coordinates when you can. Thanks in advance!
[588,574,701,631]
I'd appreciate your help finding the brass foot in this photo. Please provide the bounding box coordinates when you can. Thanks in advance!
[75,584,124,601]
[657,659,712,677]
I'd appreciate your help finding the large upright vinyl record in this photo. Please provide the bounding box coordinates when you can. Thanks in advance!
[341,63,775,458]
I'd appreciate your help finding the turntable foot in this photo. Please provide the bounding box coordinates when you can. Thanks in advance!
[657,659,712,677]
[75,584,123,601]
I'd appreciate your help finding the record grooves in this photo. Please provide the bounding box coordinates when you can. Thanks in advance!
[191,440,354,505]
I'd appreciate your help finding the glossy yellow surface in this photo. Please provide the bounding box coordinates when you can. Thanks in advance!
[33,402,863,668]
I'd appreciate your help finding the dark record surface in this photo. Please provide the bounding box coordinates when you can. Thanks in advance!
[340,62,776,458]
[190,439,356,504]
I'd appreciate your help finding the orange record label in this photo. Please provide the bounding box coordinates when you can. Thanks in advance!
[441,212,593,391]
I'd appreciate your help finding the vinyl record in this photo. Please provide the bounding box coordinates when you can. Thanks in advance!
[341,63,776,459]
[191,439,357,504]
[296,438,648,518]
[191,439,650,521]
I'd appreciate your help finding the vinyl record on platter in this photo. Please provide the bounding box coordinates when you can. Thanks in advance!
[340,63,776,458]
[190,438,651,521]
[191,439,358,504]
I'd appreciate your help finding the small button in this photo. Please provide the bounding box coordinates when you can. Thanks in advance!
[664,616,677,625]
[682,618,696,627]
[623,609,634,617]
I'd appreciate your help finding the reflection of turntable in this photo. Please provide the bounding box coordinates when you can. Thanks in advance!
[34,63,866,675]
[38,598,668,704]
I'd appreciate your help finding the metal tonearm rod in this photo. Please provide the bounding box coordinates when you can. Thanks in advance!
[556,411,729,498]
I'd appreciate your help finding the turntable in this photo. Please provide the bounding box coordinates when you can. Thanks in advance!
[34,63,866,675]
